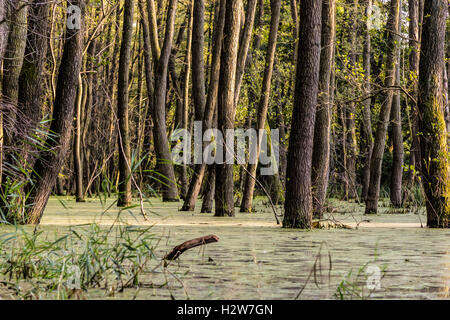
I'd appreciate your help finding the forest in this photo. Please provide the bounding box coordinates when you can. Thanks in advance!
[0,0,448,300]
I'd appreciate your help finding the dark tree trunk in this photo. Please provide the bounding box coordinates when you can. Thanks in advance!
[417,0,449,228]
[365,0,400,214]
[215,0,241,217]
[25,0,85,224]
[117,0,135,207]
[283,0,322,228]
[389,7,404,208]
[311,0,335,219]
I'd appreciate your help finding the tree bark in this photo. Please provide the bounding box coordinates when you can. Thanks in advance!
[389,5,403,208]
[283,0,322,228]
[117,0,135,207]
[311,0,335,219]
[417,0,449,228]
[25,0,85,224]
[215,0,241,217]
[365,0,401,214]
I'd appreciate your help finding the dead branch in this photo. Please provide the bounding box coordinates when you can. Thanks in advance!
[164,235,219,262]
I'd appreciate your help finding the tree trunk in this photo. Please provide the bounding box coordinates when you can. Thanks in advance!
[240,0,281,213]
[283,0,322,228]
[25,0,85,224]
[344,0,358,200]
[181,0,225,211]
[361,0,374,201]
[74,74,84,202]
[233,0,257,106]
[417,0,449,228]
[311,0,335,219]
[389,6,403,208]
[117,0,135,207]
[149,0,179,201]
[215,0,241,217]
[365,0,401,214]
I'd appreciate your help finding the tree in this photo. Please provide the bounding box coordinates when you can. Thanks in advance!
[389,2,404,208]
[25,0,85,224]
[180,0,225,211]
[239,0,282,213]
[117,0,135,207]
[365,0,400,214]
[147,0,179,201]
[215,0,241,217]
[283,0,322,228]
[417,0,449,228]
[311,0,335,218]
[361,0,374,201]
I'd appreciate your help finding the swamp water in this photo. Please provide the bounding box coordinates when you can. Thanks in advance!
[0,197,448,299]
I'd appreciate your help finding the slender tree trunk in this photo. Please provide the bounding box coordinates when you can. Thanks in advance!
[240,0,281,213]
[215,0,241,217]
[361,0,374,201]
[74,74,84,202]
[283,0,322,228]
[417,0,449,228]
[365,0,401,214]
[345,0,358,200]
[25,0,85,224]
[181,0,225,211]
[233,0,257,105]
[149,0,179,201]
[117,0,135,207]
[390,7,404,207]
[311,0,335,218]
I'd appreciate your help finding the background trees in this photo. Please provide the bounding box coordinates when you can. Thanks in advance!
[0,0,447,229]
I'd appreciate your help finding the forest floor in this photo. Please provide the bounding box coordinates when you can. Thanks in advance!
[0,197,449,299]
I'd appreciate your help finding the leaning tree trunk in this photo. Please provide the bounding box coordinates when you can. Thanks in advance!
[25,0,85,224]
[417,0,449,228]
[215,0,241,217]
[283,0,322,229]
[117,0,135,207]
[239,0,281,213]
[311,0,335,219]
[365,0,400,214]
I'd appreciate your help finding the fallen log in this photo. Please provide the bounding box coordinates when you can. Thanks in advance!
[164,234,219,262]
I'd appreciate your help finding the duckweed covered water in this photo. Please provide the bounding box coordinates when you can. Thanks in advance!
[0,197,448,299]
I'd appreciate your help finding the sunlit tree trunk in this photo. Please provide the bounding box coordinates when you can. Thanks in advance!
[311,0,335,218]
[417,0,449,228]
